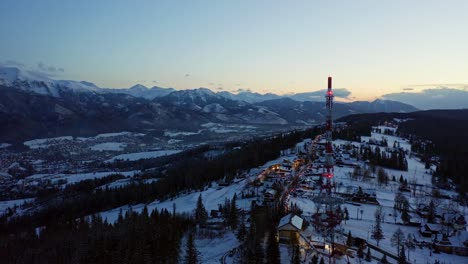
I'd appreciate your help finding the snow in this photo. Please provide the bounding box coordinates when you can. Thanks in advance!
[0,172,12,178]
[22,132,144,150]
[97,148,302,225]
[200,122,256,133]
[279,213,303,230]
[95,132,131,138]
[90,142,127,151]
[202,103,227,113]
[196,232,240,263]
[0,143,11,149]
[0,198,34,214]
[105,150,182,162]
[90,132,467,263]
[26,170,140,186]
[0,65,101,96]
[164,131,200,137]
[23,136,73,149]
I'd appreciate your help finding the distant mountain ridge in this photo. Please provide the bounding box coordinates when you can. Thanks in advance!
[0,65,418,141]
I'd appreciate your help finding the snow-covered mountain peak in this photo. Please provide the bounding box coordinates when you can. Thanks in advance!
[129,84,148,91]
[0,66,52,85]
[192,87,217,97]
[0,65,101,97]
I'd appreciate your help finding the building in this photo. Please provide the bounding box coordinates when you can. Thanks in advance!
[442,212,466,231]
[278,213,304,244]
[419,223,442,238]
[433,231,468,256]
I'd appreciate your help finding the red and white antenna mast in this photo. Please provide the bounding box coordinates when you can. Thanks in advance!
[323,76,335,182]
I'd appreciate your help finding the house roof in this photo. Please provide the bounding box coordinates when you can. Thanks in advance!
[426,223,443,231]
[278,213,303,230]
[447,231,468,248]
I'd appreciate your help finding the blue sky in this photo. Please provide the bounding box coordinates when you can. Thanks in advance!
[1,0,467,100]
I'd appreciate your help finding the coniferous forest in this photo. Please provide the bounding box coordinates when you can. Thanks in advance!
[0,128,319,263]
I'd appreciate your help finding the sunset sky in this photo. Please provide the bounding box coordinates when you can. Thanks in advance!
[1,0,467,100]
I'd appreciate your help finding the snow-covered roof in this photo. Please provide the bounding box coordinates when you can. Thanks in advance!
[425,223,443,232]
[448,231,468,248]
[278,213,303,230]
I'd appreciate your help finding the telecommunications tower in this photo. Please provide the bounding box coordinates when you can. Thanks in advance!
[311,77,343,264]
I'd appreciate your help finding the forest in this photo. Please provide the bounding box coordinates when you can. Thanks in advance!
[0,127,320,263]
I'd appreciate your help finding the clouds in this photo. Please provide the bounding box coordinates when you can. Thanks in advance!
[1,60,25,67]
[235,88,252,93]
[306,88,352,98]
[287,88,352,102]
[0,60,65,76]
[37,62,64,73]
[382,87,468,110]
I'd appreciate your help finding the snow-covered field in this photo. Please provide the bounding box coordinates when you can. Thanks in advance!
[95,132,132,138]
[90,142,127,151]
[22,132,145,149]
[105,150,182,162]
[23,126,465,264]
[0,143,12,149]
[0,198,34,215]
[24,136,74,149]
[164,131,200,137]
[154,125,459,264]
[25,170,140,186]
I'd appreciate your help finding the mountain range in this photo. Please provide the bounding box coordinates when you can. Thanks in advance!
[0,66,418,141]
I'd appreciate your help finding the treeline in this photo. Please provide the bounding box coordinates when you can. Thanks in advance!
[1,128,318,240]
[360,145,408,171]
[398,116,468,193]
[334,121,372,142]
[99,145,211,171]
[1,207,192,264]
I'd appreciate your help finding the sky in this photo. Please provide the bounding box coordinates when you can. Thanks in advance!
[1,0,468,100]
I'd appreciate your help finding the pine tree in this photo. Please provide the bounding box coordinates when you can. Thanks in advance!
[380,254,388,264]
[371,209,384,246]
[343,207,350,222]
[346,231,353,247]
[237,214,247,241]
[230,193,238,229]
[184,232,199,264]
[194,194,208,225]
[244,213,264,264]
[311,254,318,264]
[292,244,301,264]
[405,234,415,261]
[357,244,364,259]
[319,257,325,264]
[391,228,405,257]
[266,225,280,264]
[365,248,372,262]
[427,199,436,223]
[398,245,406,264]
[401,209,410,224]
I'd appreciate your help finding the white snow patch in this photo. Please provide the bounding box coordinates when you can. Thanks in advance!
[90,142,127,151]
[164,131,200,137]
[95,132,131,138]
[23,136,73,149]
[26,170,140,185]
[105,150,182,162]
[0,143,11,149]
[0,198,34,214]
